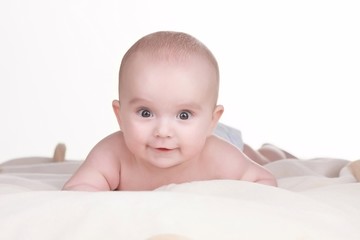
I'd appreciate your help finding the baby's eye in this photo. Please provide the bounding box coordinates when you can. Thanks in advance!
[177,111,192,120]
[138,109,153,118]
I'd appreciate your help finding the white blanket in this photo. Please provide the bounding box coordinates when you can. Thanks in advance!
[0,157,359,240]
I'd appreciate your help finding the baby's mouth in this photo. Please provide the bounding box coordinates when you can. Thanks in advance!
[156,148,172,152]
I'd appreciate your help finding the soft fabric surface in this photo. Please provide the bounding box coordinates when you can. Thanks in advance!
[0,157,359,240]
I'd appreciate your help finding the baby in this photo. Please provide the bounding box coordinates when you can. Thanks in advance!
[63,31,277,191]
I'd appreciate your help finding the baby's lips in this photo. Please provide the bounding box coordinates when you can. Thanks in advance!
[155,147,172,151]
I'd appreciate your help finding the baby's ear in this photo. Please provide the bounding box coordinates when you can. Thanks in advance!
[112,100,122,127]
[210,105,224,130]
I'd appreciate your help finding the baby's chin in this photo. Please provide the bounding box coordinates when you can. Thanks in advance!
[146,157,186,169]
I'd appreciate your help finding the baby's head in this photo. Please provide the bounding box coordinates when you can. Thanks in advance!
[118,31,220,106]
[113,31,224,168]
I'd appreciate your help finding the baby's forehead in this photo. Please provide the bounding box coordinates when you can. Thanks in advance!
[119,52,219,105]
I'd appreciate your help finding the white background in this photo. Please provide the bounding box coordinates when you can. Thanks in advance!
[0,0,359,162]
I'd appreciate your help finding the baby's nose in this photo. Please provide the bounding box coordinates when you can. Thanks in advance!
[154,119,173,138]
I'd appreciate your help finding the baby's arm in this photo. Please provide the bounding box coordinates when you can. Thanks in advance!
[209,136,277,187]
[241,161,278,187]
[62,132,122,191]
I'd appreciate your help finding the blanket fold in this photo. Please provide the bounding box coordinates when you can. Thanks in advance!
[0,156,359,240]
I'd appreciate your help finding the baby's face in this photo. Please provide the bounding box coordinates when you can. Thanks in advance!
[116,52,220,168]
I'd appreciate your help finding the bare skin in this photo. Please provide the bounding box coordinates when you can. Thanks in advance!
[63,131,277,191]
[243,143,297,165]
[62,31,277,191]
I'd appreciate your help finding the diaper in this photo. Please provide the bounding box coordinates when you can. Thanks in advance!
[213,123,244,150]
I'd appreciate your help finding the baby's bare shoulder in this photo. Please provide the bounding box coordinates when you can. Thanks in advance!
[201,136,277,186]
[86,131,128,166]
[63,131,127,191]
[203,136,251,176]
[205,135,246,157]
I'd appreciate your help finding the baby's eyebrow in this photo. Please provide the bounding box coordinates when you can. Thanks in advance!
[128,97,151,105]
[177,103,202,111]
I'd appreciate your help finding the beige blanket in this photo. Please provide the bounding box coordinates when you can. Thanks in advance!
[0,157,359,240]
